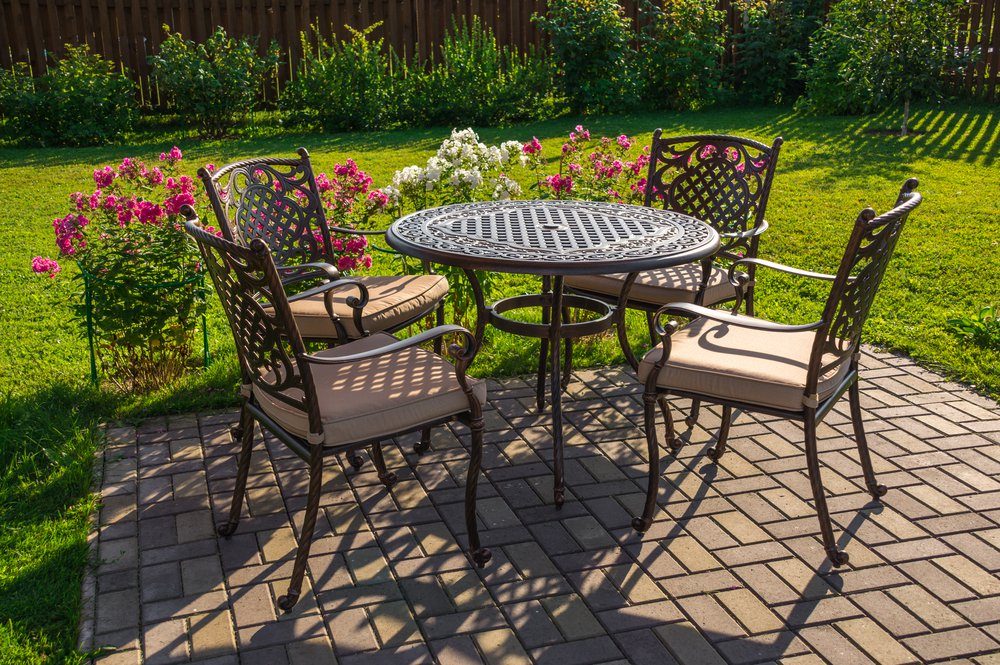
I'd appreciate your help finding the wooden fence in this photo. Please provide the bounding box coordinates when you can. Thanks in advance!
[1,0,997,103]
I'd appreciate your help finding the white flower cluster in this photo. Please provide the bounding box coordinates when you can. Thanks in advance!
[391,128,526,203]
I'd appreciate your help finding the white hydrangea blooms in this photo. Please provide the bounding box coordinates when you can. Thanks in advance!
[391,128,527,206]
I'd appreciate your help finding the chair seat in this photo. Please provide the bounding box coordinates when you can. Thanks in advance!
[637,313,851,412]
[291,274,449,339]
[254,333,486,447]
[565,263,735,308]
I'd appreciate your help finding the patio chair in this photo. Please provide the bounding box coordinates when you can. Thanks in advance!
[562,132,782,422]
[199,148,449,348]
[632,179,922,568]
[182,212,491,612]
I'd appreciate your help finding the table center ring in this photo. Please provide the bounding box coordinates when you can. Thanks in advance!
[488,293,616,339]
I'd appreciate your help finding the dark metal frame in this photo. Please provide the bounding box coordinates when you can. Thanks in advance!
[198,147,447,348]
[634,179,922,568]
[387,202,720,507]
[182,211,490,614]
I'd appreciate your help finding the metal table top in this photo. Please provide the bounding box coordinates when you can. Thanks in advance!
[386,200,719,275]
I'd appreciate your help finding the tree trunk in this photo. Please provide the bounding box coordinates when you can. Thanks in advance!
[901,97,910,137]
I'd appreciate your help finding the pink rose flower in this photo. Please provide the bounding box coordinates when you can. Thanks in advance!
[31,256,61,277]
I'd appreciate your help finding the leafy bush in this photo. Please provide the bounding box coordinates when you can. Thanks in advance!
[637,0,726,110]
[399,18,554,127]
[535,0,637,114]
[150,26,279,137]
[799,0,972,134]
[1,46,135,146]
[948,306,1000,351]
[31,149,208,391]
[282,23,396,131]
[731,0,824,105]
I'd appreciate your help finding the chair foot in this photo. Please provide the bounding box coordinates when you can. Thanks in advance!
[349,453,365,470]
[414,439,430,455]
[216,521,238,538]
[869,484,888,499]
[827,548,850,567]
[631,516,651,533]
[668,438,683,453]
[471,547,492,568]
[277,592,300,613]
[706,446,723,462]
[229,425,243,443]
[379,471,398,488]
[684,415,697,427]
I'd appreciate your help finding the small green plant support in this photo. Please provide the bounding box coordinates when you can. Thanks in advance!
[82,268,211,386]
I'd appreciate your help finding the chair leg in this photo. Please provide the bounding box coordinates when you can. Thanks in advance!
[414,427,432,455]
[218,405,254,538]
[370,442,398,487]
[685,399,702,427]
[433,301,446,355]
[465,417,492,568]
[849,381,888,500]
[707,406,732,462]
[279,443,324,612]
[645,310,658,346]
[804,411,850,567]
[633,393,660,533]
[658,396,681,452]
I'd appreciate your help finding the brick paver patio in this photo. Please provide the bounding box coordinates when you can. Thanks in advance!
[84,349,1000,664]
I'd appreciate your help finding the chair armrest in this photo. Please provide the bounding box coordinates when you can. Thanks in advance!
[652,302,824,336]
[299,325,475,366]
[328,225,388,236]
[727,257,841,284]
[719,219,769,240]
[277,262,341,287]
[286,277,369,306]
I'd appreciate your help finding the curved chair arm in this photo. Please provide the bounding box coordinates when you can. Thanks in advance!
[727,257,842,285]
[299,325,475,366]
[719,219,769,240]
[651,302,824,338]
[277,262,341,287]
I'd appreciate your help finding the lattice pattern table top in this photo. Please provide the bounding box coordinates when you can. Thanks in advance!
[386,200,719,275]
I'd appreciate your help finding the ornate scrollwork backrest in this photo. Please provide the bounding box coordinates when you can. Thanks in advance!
[812,179,922,378]
[184,216,322,436]
[644,132,781,257]
[199,148,332,268]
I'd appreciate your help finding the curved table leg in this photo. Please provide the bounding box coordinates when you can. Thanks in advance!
[537,275,551,412]
[617,272,641,371]
[463,269,488,355]
[550,276,565,508]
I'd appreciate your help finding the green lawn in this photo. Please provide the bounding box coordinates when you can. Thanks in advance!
[1,103,998,662]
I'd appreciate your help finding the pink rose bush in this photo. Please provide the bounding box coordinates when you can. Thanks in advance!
[32,147,211,391]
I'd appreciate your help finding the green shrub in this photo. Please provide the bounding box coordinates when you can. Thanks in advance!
[948,306,1000,352]
[150,26,279,137]
[283,23,396,131]
[731,0,824,105]
[534,0,637,114]
[399,18,554,127]
[799,0,972,134]
[1,46,135,146]
[637,0,726,110]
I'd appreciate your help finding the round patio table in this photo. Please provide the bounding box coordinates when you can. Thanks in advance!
[386,200,720,506]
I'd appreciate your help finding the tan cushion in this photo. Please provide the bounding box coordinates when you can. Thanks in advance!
[254,333,486,446]
[565,264,735,308]
[290,275,448,339]
[637,313,851,412]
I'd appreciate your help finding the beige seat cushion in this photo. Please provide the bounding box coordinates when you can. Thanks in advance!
[566,264,735,308]
[254,333,486,447]
[637,313,851,412]
[290,274,448,339]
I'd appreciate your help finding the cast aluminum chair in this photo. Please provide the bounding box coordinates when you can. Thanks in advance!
[199,148,449,348]
[183,214,491,613]
[562,132,782,421]
[632,179,921,568]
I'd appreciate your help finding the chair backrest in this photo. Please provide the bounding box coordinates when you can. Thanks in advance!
[808,178,922,386]
[644,132,782,256]
[199,147,333,268]
[183,212,323,437]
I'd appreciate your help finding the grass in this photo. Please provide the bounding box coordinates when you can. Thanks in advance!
[1,102,997,662]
